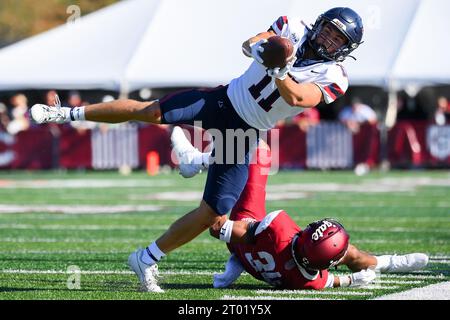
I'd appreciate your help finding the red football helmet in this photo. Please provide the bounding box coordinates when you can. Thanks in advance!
[294,218,349,270]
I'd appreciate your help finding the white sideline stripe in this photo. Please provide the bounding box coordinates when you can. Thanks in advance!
[335,273,446,280]
[430,255,450,259]
[256,290,372,296]
[221,295,337,301]
[374,281,450,300]
[2,269,442,282]
[0,269,230,276]
[379,274,446,280]
[0,250,131,254]
[0,237,448,246]
[0,224,168,230]
[0,179,175,189]
[0,223,448,233]
[0,237,146,243]
[353,239,449,244]
[429,260,450,264]
[3,250,447,262]
[0,205,162,214]
[376,280,424,284]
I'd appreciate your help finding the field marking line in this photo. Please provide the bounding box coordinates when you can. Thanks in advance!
[373,281,450,300]
[0,205,163,215]
[221,295,342,300]
[255,289,373,296]
[0,269,242,276]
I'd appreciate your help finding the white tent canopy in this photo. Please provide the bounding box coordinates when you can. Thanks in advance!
[390,0,450,87]
[0,0,448,92]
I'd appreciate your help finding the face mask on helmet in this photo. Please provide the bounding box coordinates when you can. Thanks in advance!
[307,7,364,62]
[293,218,350,271]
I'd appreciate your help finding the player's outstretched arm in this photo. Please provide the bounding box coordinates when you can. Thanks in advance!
[275,78,323,108]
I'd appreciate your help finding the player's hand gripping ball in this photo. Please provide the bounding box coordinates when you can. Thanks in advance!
[260,36,294,69]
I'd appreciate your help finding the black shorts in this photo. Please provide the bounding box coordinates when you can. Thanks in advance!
[160,85,259,215]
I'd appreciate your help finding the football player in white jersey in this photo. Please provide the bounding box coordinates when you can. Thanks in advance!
[29,7,364,292]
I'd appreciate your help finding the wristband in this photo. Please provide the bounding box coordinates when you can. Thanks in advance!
[219,220,234,243]
[339,275,351,287]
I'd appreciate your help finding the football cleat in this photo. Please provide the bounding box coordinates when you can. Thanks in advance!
[30,94,69,124]
[128,248,164,293]
[213,253,245,288]
[171,126,207,178]
[375,253,429,273]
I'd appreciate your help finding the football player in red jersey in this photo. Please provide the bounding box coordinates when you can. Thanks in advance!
[189,140,427,289]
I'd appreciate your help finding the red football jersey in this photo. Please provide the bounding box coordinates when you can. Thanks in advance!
[230,210,332,290]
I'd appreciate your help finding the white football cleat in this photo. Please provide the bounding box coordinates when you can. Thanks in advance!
[171,126,207,178]
[30,94,69,124]
[213,253,245,288]
[375,253,429,273]
[128,248,164,293]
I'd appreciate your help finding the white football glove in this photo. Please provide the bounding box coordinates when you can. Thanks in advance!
[249,39,268,65]
[267,55,297,80]
[349,269,377,287]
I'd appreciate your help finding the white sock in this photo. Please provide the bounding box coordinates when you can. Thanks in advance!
[69,106,86,121]
[141,242,166,265]
[189,151,211,168]
[202,152,211,168]
[374,255,391,271]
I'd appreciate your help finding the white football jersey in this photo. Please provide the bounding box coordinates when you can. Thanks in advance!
[227,16,349,130]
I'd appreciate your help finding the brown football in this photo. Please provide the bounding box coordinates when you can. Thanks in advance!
[260,36,294,69]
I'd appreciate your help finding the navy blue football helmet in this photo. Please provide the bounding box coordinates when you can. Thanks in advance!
[307,7,364,62]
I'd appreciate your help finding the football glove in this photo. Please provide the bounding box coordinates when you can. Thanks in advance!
[267,55,297,80]
[349,269,377,287]
[249,39,268,65]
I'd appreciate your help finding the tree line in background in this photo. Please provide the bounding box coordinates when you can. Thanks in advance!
[0,0,119,48]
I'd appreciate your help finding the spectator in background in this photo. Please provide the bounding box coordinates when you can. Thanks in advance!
[66,91,82,108]
[0,103,10,132]
[45,90,58,107]
[294,107,320,132]
[7,94,30,135]
[434,96,450,126]
[276,108,320,132]
[338,97,377,133]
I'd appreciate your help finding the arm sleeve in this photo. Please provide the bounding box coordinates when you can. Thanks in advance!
[269,16,289,35]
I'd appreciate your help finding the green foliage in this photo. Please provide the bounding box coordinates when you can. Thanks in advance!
[0,0,119,47]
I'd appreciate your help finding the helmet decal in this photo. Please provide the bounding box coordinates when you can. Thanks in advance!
[292,218,350,271]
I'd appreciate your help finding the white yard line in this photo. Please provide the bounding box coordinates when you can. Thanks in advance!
[256,289,372,296]
[0,250,131,254]
[0,223,448,233]
[375,280,424,285]
[374,281,450,300]
[221,295,340,300]
[0,237,144,243]
[0,269,225,276]
[0,224,168,230]
[0,204,162,214]
[378,274,447,280]
[0,179,175,189]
